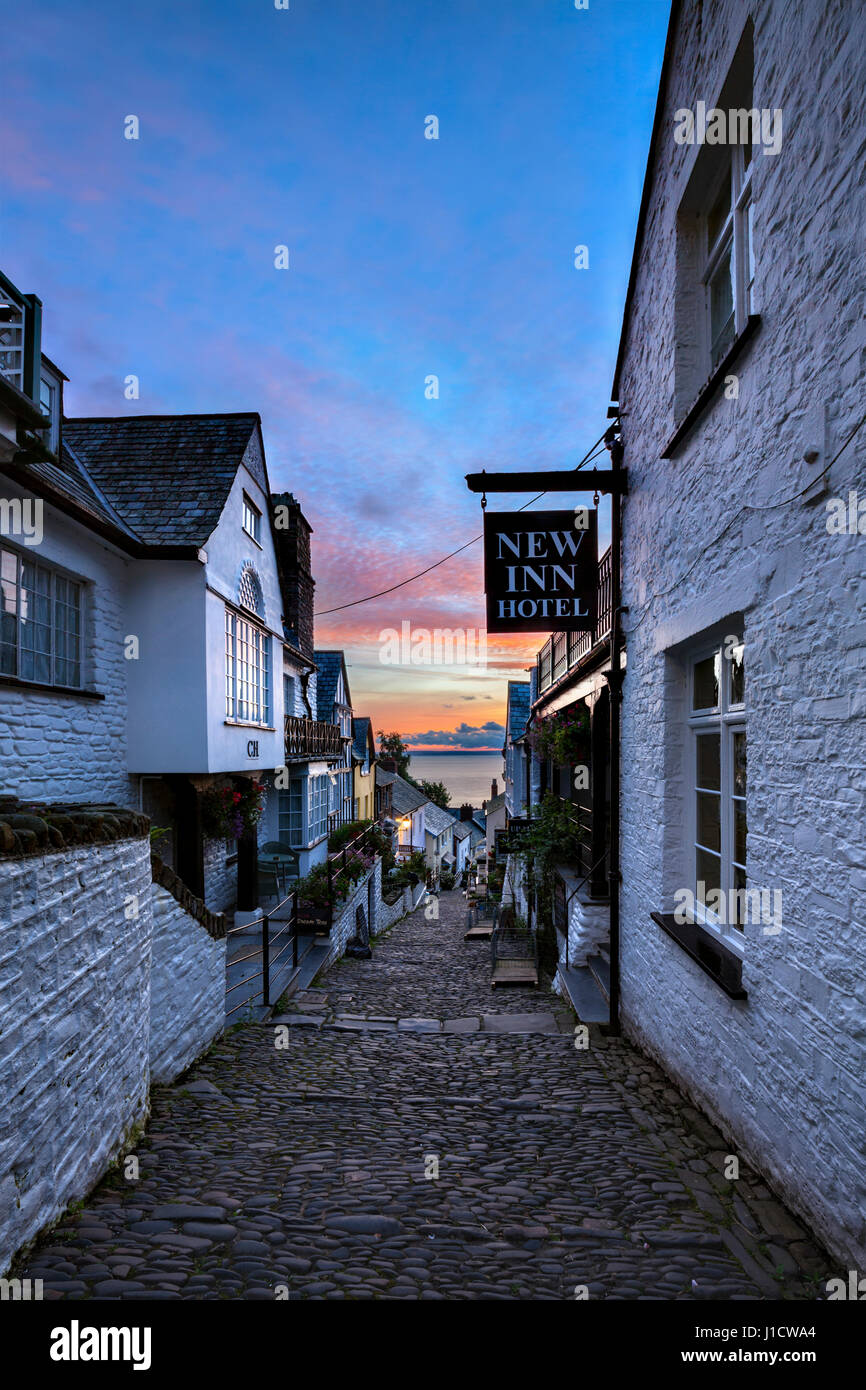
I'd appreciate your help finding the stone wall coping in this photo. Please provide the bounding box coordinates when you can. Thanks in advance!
[0,797,150,859]
[151,853,227,941]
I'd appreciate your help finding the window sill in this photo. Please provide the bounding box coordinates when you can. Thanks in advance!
[223,720,275,732]
[651,911,747,1000]
[662,314,761,459]
[0,674,104,700]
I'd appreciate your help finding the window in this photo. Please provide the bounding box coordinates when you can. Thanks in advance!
[309,774,329,841]
[0,547,82,687]
[39,374,60,454]
[242,494,261,543]
[703,145,754,372]
[283,672,296,719]
[225,607,270,724]
[278,778,304,845]
[238,564,263,617]
[688,638,746,947]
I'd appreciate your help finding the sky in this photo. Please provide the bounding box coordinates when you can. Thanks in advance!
[1,0,670,749]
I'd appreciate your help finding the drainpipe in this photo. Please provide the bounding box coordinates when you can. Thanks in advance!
[604,428,625,1036]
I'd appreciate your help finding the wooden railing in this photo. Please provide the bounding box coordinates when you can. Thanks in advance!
[284,714,343,759]
[537,546,613,693]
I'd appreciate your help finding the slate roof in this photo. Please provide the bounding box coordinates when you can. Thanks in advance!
[314,650,350,720]
[506,681,532,742]
[352,716,373,763]
[484,792,507,815]
[391,774,428,816]
[375,766,396,788]
[62,413,259,546]
[452,820,471,841]
[35,444,138,538]
[424,801,454,837]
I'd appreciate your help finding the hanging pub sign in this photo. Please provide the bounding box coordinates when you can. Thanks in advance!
[483,508,598,633]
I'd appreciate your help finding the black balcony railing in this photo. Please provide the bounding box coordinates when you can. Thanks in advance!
[537,546,613,693]
[284,714,343,759]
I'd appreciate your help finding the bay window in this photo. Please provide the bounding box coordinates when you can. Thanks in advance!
[225,607,270,724]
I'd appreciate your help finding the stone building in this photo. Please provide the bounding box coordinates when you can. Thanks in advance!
[612,0,866,1267]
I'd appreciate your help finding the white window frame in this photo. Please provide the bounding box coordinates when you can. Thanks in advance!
[224,605,270,725]
[309,774,329,842]
[701,143,754,373]
[278,776,305,846]
[39,373,60,454]
[686,637,746,953]
[0,544,84,688]
[242,493,262,544]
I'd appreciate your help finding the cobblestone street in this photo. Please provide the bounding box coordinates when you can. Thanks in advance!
[15,891,834,1301]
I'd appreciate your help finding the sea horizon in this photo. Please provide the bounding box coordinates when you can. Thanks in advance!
[407,750,505,808]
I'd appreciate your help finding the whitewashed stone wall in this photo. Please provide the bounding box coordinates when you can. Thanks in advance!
[149,883,225,1084]
[556,870,609,969]
[203,835,236,915]
[0,492,132,806]
[324,859,382,967]
[0,839,152,1273]
[616,0,866,1265]
[380,877,427,927]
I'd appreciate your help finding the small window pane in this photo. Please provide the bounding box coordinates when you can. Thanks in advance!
[732,864,747,930]
[709,245,736,367]
[697,791,721,852]
[693,654,720,710]
[734,800,747,866]
[707,170,732,250]
[733,730,746,794]
[730,643,745,704]
[696,849,722,901]
[743,200,755,311]
[696,733,721,790]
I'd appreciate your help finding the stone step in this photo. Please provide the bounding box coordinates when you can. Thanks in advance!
[273,938,330,1006]
[557,964,609,1025]
[587,953,611,1003]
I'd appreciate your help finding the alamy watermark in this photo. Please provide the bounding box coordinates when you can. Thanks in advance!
[674,883,782,935]
[379,621,487,666]
[673,102,783,156]
[0,496,43,545]
[826,490,866,534]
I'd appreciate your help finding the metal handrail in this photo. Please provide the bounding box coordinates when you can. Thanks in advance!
[225,822,384,1014]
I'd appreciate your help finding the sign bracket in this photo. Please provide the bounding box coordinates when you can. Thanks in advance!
[465,467,627,496]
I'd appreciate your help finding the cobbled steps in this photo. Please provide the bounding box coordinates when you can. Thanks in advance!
[11,889,835,1300]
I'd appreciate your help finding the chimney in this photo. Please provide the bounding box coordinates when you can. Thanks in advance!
[271,492,315,661]
[460,802,474,821]
[380,758,397,773]
[491,778,499,798]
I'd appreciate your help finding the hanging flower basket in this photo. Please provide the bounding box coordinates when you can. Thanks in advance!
[528,705,591,766]
[201,780,266,840]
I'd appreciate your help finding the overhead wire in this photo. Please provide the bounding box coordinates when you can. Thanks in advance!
[314,429,612,616]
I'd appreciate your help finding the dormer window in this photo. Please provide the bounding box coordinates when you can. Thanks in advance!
[39,361,63,455]
[242,493,261,543]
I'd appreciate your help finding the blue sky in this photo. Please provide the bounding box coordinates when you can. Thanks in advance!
[2,0,670,745]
